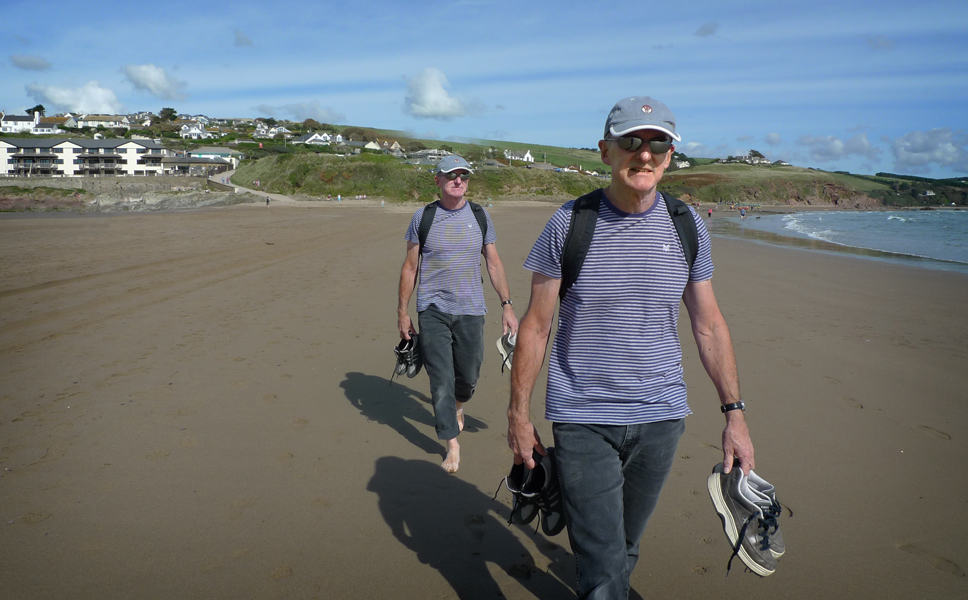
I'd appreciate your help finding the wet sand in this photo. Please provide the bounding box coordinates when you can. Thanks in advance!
[1,201,966,599]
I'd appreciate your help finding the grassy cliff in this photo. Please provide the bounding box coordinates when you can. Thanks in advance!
[232,152,604,203]
[231,136,967,207]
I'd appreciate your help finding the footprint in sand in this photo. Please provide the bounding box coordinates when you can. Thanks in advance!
[269,565,293,580]
[914,425,951,441]
[899,544,965,577]
[844,397,863,409]
[464,514,485,540]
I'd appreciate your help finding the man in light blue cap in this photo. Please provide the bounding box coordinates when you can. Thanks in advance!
[398,154,518,473]
[508,96,758,596]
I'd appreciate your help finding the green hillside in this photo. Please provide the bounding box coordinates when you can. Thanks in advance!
[231,151,603,204]
[231,130,967,207]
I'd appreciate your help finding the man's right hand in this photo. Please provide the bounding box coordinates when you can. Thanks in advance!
[508,419,546,469]
[398,314,413,340]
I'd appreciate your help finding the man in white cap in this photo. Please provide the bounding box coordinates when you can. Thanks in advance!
[507,97,756,597]
[398,155,518,473]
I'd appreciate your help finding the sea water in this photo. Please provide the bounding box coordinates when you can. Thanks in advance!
[707,209,968,275]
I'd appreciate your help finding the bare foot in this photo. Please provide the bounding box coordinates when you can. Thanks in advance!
[456,401,464,432]
[442,438,460,473]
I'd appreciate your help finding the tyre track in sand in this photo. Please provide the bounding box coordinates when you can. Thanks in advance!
[0,214,383,356]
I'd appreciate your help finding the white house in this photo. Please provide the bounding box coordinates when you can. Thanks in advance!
[190,146,244,169]
[504,149,534,163]
[31,120,62,135]
[0,112,39,133]
[0,137,172,177]
[180,122,213,140]
[268,125,292,138]
[76,114,131,129]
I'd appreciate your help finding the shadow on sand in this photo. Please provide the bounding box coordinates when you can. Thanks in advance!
[368,456,575,599]
[340,371,487,458]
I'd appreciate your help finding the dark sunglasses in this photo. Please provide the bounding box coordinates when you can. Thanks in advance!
[440,171,471,181]
[608,136,674,154]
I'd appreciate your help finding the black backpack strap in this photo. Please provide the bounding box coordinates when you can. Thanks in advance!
[468,201,488,245]
[417,201,439,254]
[559,189,602,300]
[663,193,698,274]
[419,200,488,254]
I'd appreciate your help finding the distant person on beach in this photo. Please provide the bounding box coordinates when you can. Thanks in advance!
[741,207,747,219]
[266,196,270,207]
[708,208,713,218]
[508,96,756,597]
[398,155,519,473]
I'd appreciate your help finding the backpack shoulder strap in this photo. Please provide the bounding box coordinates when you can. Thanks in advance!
[663,193,698,274]
[417,201,439,254]
[559,189,602,300]
[468,201,488,244]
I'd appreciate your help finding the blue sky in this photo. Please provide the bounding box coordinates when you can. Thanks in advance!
[3,0,967,178]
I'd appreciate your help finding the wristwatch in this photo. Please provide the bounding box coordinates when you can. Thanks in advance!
[501,299,513,307]
[721,401,745,414]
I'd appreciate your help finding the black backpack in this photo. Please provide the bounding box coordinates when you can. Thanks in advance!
[559,189,698,300]
[417,200,488,254]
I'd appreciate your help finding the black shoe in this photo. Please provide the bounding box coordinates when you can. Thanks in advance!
[390,335,422,384]
[533,447,565,536]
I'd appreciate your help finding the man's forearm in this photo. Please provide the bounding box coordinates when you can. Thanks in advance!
[693,317,741,405]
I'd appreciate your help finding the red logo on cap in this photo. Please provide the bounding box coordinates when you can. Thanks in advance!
[641,105,653,114]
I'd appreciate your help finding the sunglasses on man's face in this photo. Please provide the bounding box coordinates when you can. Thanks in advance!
[609,136,674,155]
[441,171,471,181]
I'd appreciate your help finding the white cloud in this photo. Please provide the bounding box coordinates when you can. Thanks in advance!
[765,133,782,146]
[695,23,718,37]
[891,128,968,173]
[25,81,122,114]
[736,135,753,142]
[403,67,470,121]
[681,141,709,156]
[255,100,345,124]
[10,54,51,71]
[798,132,881,162]
[235,30,254,47]
[122,64,187,101]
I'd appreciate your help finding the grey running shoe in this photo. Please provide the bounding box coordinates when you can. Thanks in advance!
[392,338,410,377]
[496,331,516,373]
[712,463,785,558]
[405,333,422,378]
[707,464,777,576]
[746,469,785,557]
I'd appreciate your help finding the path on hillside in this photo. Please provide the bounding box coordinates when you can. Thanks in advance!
[211,169,390,208]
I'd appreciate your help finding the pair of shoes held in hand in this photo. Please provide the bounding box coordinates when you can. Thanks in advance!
[707,462,786,577]
[496,331,516,373]
[498,448,565,537]
[390,334,422,384]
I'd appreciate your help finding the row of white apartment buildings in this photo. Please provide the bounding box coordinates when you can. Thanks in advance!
[0,138,228,177]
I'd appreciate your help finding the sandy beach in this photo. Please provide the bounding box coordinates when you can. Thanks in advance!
[1,200,966,599]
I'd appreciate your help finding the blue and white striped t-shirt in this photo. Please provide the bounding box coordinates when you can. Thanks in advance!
[406,202,497,316]
[523,190,714,425]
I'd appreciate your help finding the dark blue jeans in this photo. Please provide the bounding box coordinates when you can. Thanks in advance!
[418,306,485,441]
[553,419,685,600]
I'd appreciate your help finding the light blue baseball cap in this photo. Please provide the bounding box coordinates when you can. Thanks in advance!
[436,155,474,174]
[604,96,681,142]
